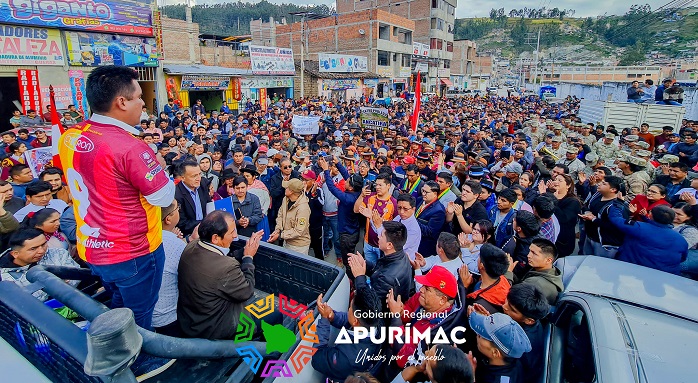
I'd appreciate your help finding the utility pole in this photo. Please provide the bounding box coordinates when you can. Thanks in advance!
[525,30,541,85]
[300,16,305,98]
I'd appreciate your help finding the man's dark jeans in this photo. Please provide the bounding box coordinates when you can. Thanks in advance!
[89,245,165,330]
[339,232,360,280]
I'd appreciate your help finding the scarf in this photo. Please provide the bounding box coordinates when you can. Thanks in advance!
[45,231,66,243]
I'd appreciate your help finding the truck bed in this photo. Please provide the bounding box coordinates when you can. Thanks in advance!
[0,240,348,383]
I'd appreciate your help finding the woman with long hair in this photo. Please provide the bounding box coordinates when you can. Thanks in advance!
[629,183,670,221]
[1,142,27,180]
[22,208,71,252]
[673,202,698,279]
[544,173,582,257]
[458,220,495,274]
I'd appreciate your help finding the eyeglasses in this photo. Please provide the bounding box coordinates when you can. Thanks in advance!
[376,161,385,165]
[397,206,413,211]
[282,166,292,169]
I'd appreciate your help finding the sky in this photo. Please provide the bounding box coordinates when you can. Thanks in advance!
[191,0,679,18]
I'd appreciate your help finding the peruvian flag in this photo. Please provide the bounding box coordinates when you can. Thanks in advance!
[410,71,421,132]
[49,86,66,171]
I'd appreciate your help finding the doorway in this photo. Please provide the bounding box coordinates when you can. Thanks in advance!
[0,76,20,132]
[188,90,224,116]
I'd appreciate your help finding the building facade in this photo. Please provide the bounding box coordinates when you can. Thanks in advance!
[276,9,414,98]
[537,66,663,86]
[450,39,476,90]
[335,0,457,93]
[0,0,160,131]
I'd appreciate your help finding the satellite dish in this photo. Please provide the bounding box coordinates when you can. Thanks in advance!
[358,29,365,35]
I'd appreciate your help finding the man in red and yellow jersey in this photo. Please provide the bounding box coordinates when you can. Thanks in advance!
[353,173,396,265]
[58,66,175,334]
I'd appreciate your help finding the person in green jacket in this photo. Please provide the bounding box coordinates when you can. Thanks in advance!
[506,237,563,306]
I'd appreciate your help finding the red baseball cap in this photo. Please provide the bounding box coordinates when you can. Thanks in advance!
[415,265,457,298]
[258,145,268,153]
[403,155,416,165]
[301,169,317,180]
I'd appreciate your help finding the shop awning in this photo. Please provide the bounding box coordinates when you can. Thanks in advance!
[163,64,251,76]
[440,78,453,86]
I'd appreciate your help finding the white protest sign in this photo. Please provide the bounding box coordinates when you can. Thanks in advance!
[292,115,321,135]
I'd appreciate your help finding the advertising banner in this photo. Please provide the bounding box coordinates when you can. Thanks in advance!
[180,75,230,91]
[259,88,267,110]
[41,85,72,110]
[0,0,154,36]
[412,42,430,57]
[249,45,295,75]
[321,79,360,91]
[0,25,65,65]
[360,107,389,129]
[319,53,368,73]
[153,9,164,60]
[241,76,293,89]
[291,115,321,135]
[17,69,42,114]
[68,70,88,118]
[65,31,159,67]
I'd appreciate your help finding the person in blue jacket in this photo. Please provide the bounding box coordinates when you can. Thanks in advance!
[415,181,447,256]
[488,188,518,249]
[609,204,687,275]
[311,286,383,382]
[318,156,363,277]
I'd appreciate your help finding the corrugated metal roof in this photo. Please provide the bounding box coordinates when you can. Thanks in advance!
[163,64,251,76]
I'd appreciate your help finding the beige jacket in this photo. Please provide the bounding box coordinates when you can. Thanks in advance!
[275,193,311,247]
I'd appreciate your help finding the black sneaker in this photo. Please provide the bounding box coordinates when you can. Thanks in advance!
[131,354,176,382]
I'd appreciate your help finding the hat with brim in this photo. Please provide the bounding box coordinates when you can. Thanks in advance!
[239,164,259,177]
[417,152,430,161]
[468,312,532,359]
[658,154,679,164]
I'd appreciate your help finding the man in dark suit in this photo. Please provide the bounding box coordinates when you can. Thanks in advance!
[174,160,212,237]
[268,158,300,233]
[415,181,447,256]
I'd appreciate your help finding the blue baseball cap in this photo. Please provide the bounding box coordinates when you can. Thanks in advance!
[469,312,531,358]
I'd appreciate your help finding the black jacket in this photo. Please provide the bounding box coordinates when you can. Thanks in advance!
[416,202,447,256]
[177,241,253,340]
[175,178,212,236]
[355,249,412,312]
[268,169,301,222]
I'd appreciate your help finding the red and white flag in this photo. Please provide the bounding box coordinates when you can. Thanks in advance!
[410,71,421,132]
[49,86,66,171]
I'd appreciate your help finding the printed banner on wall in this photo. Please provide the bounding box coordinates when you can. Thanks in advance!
[0,0,154,36]
[180,75,230,91]
[68,70,88,118]
[259,88,267,111]
[241,76,293,89]
[0,25,65,65]
[322,79,360,91]
[292,115,321,135]
[17,69,42,114]
[319,53,368,73]
[360,107,389,129]
[65,31,159,67]
[41,85,73,110]
[249,45,295,75]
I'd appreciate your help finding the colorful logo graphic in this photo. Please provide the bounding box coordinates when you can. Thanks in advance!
[234,294,319,378]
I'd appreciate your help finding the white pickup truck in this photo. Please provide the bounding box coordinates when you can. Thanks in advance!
[578,99,686,134]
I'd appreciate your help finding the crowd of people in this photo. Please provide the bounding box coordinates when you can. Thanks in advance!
[2,65,698,383]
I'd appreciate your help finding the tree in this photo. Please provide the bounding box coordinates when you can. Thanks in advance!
[618,43,646,65]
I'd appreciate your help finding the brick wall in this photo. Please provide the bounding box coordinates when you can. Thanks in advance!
[452,40,476,75]
[294,73,320,98]
[276,10,415,72]
[161,16,198,63]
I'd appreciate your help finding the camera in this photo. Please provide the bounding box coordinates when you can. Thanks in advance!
[364,179,376,193]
